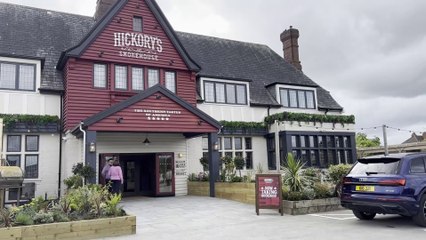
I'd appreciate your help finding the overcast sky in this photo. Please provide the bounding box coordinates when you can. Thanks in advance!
[2,0,426,145]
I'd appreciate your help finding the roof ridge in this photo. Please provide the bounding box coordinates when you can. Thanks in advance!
[0,1,94,19]
[176,31,270,49]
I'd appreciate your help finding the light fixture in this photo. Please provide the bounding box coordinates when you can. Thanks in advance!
[177,153,183,158]
[213,141,219,151]
[89,142,96,152]
[116,117,123,123]
[143,137,151,146]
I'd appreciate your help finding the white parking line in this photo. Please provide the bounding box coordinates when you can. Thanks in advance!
[309,213,356,221]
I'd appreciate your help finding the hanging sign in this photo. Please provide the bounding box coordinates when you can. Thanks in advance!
[255,174,283,216]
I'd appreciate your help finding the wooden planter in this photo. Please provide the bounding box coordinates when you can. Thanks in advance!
[188,181,256,204]
[0,215,136,240]
[282,198,342,215]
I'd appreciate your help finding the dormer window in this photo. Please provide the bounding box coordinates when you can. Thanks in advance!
[280,88,315,109]
[133,16,143,32]
[0,61,35,91]
[203,80,247,105]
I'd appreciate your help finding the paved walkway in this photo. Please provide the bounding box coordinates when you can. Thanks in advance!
[101,196,426,240]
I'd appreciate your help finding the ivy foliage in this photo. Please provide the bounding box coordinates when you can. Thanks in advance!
[264,111,355,125]
[0,114,60,128]
[220,121,266,129]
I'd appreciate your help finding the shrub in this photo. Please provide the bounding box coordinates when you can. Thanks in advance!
[231,176,243,182]
[234,156,245,177]
[313,182,334,199]
[33,212,54,224]
[199,157,209,171]
[328,164,352,184]
[14,212,34,225]
[302,188,316,200]
[52,210,70,222]
[64,175,83,189]
[103,194,124,217]
[302,167,321,188]
[282,191,305,201]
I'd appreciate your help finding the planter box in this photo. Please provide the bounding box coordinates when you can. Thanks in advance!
[282,198,342,215]
[188,181,255,205]
[0,215,136,240]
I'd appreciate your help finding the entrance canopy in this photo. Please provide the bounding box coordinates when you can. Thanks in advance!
[72,85,221,137]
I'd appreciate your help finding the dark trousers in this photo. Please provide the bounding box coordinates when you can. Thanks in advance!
[111,180,121,195]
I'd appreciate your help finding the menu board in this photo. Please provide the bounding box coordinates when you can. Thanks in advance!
[255,174,283,216]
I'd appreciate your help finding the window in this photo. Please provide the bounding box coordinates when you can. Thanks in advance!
[0,62,35,91]
[165,71,176,93]
[132,67,144,91]
[25,155,38,178]
[410,158,426,173]
[224,137,232,150]
[133,16,143,32]
[287,133,355,167]
[279,88,315,109]
[204,81,247,105]
[25,136,39,152]
[7,135,21,152]
[93,64,107,88]
[6,135,39,179]
[115,65,127,90]
[148,69,159,87]
[6,155,20,166]
[202,136,253,170]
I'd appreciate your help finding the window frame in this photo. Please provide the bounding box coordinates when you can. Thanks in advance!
[148,68,160,88]
[0,61,36,91]
[7,135,21,152]
[114,65,128,90]
[203,80,248,105]
[279,87,316,109]
[131,66,144,91]
[93,63,107,89]
[25,135,39,152]
[165,71,177,93]
[6,155,21,167]
[24,154,39,179]
[133,16,143,32]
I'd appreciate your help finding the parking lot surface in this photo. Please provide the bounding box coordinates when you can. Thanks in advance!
[101,196,426,240]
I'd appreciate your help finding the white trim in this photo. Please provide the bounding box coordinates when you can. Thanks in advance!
[200,77,250,106]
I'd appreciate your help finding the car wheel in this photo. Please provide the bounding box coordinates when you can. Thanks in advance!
[413,194,426,227]
[352,210,376,220]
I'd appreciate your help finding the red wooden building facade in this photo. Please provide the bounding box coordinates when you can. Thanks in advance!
[58,0,220,197]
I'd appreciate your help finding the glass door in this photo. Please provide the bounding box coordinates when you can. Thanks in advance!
[155,153,175,196]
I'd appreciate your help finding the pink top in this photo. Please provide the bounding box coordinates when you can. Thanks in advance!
[108,166,123,184]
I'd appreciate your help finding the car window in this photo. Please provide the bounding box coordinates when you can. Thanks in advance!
[350,158,400,175]
[410,157,426,174]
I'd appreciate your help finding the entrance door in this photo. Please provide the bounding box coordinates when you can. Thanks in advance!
[155,153,175,196]
[120,153,156,197]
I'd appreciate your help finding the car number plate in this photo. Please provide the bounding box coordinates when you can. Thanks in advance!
[355,186,375,192]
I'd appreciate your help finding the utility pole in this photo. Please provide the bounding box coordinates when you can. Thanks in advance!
[383,124,389,156]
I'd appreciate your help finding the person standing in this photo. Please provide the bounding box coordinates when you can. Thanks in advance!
[101,158,114,192]
[109,159,123,195]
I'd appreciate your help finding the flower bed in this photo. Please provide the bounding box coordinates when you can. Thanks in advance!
[0,215,136,240]
[283,197,341,215]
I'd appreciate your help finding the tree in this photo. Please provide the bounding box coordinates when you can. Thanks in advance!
[356,133,381,147]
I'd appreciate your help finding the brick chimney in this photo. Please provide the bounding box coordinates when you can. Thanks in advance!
[94,0,119,21]
[280,26,302,71]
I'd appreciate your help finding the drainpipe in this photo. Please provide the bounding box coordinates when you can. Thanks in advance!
[79,122,86,165]
[274,120,280,173]
[57,95,63,198]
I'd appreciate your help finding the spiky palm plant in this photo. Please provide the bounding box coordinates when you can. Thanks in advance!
[281,153,306,192]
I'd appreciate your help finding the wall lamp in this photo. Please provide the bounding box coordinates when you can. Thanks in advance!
[116,117,124,123]
[213,141,219,151]
[143,138,151,146]
[89,142,96,153]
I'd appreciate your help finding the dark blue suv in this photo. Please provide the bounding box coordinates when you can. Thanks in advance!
[341,153,426,227]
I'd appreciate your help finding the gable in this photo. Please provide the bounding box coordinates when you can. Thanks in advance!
[83,85,220,133]
[61,0,199,71]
